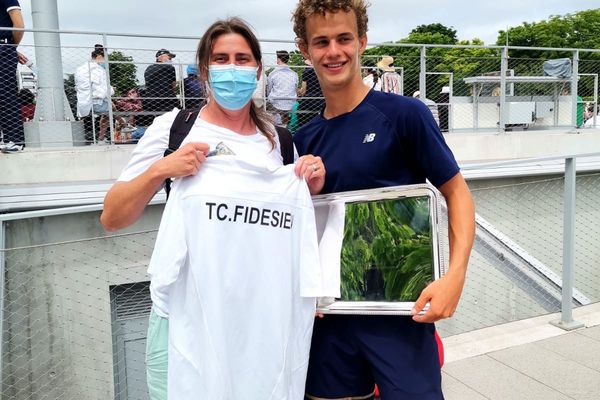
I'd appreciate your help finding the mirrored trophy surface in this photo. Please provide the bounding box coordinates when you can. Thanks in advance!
[313,184,443,315]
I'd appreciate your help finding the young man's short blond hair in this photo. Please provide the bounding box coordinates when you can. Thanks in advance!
[292,0,370,45]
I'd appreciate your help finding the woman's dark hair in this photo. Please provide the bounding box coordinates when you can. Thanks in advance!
[196,17,275,149]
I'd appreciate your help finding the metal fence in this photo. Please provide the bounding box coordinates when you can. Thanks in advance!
[0,154,599,399]
[1,28,599,148]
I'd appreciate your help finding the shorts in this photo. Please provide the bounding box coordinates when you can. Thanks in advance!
[305,315,443,400]
[146,309,169,400]
[92,99,109,114]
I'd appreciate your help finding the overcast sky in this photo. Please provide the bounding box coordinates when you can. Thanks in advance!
[17,0,598,43]
[14,0,600,69]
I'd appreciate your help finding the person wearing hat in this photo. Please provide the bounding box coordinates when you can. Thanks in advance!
[413,90,440,126]
[377,55,402,94]
[143,48,179,122]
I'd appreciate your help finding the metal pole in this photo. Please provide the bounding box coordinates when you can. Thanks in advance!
[178,61,185,109]
[550,157,584,331]
[398,67,404,96]
[499,47,508,132]
[448,72,454,133]
[419,46,426,99]
[30,0,67,121]
[571,50,579,128]
[88,61,97,144]
[571,50,579,129]
[102,34,115,143]
[594,74,598,127]
[0,221,5,396]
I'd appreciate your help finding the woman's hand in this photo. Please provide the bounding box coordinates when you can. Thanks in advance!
[151,142,210,179]
[294,155,325,195]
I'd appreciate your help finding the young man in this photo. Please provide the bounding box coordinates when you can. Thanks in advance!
[291,1,475,399]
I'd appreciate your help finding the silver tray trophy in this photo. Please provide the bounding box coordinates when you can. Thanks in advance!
[313,184,444,315]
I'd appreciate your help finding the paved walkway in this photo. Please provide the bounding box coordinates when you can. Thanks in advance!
[442,302,600,399]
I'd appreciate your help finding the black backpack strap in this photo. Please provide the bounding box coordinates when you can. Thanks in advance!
[164,108,200,197]
[275,125,294,165]
[165,108,200,157]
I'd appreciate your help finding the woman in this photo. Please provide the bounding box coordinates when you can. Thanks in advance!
[101,17,326,400]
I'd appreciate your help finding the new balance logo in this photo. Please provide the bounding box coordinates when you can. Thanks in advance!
[363,133,376,143]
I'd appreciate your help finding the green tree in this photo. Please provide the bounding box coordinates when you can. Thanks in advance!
[288,50,305,68]
[108,51,138,96]
[497,9,600,54]
[409,23,458,45]
[288,50,306,84]
[363,21,497,98]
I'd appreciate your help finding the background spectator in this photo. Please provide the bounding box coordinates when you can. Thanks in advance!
[437,86,450,132]
[74,47,112,144]
[377,55,402,94]
[267,50,298,126]
[0,0,25,150]
[252,70,267,109]
[114,87,143,141]
[18,88,35,121]
[182,63,205,109]
[362,59,381,91]
[143,48,178,124]
[413,90,440,126]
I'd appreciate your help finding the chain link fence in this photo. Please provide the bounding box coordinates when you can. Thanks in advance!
[438,169,600,336]
[1,29,599,149]
[1,210,158,399]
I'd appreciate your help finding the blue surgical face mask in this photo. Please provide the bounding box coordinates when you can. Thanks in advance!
[208,64,258,110]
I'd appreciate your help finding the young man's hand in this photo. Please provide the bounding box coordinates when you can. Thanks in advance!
[412,173,474,323]
[411,269,466,323]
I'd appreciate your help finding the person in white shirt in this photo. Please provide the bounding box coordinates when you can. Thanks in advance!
[101,17,327,400]
[413,90,440,127]
[267,50,298,126]
[361,59,381,91]
[74,47,112,143]
[252,69,267,108]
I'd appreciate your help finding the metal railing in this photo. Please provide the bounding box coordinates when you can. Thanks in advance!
[1,27,599,148]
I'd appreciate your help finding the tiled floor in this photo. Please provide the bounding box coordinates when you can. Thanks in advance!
[442,304,600,400]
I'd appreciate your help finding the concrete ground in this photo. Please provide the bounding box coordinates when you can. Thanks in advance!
[442,302,600,400]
